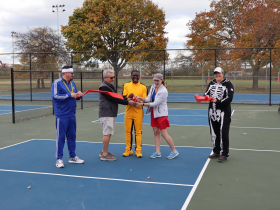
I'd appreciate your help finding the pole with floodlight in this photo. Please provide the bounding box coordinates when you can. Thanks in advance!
[52,4,65,49]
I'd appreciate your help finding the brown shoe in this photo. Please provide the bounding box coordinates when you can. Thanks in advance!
[218,156,227,162]
[100,153,117,161]
[99,151,115,157]
[208,153,220,158]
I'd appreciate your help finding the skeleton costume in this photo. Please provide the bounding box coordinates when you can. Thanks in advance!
[205,77,234,157]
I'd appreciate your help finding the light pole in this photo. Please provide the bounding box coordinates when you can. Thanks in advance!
[52,4,65,49]
[11,31,18,68]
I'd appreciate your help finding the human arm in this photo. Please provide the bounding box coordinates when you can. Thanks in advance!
[136,86,167,107]
[99,86,130,105]
[52,81,72,101]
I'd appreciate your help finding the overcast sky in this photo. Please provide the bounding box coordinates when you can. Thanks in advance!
[0,0,211,64]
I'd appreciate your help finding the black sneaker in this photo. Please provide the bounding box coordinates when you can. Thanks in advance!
[218,156,227,162]
[208,153,220,158]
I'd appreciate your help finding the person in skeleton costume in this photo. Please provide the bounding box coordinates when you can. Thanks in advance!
[205,67,234,162]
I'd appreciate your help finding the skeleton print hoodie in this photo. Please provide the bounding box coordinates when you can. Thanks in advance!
[204,78,234,122]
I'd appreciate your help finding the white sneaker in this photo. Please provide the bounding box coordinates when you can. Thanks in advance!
[56,159,64,168]
[69,156,84,164]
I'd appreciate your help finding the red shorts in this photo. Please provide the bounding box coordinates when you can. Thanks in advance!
[150,108,170,129]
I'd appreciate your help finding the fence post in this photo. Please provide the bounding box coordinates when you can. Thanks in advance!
[115,51,118,92]
[269,48,272,106]
[81,72,83,110]
[163,50,166,80]
[266,60,267,92]
[11,68,15,123]
[71,52,73,66]
[215,49,217,68]
[30,53,32,102]
[52,71,54,115]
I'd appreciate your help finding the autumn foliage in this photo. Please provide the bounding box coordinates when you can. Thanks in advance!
[62,0,168,76]
[186,0,280,88]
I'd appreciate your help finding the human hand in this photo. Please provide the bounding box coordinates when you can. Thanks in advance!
[128,100,136,106]
[71,93,78,98]
[134,102,142,107]
[77,91,83,97]
[136,95,143,101]
[211,98,217,103]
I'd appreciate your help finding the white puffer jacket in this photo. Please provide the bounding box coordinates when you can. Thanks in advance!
[144,84,168,118]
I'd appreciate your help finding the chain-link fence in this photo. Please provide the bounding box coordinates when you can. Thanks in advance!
[10,69,102,123]
[1,47,280,123]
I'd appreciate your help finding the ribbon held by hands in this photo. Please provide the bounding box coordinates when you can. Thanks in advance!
[132,94,138,102]
[77,90,124,99]
[194,94,214,103]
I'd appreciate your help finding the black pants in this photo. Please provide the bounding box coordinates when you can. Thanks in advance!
[209,114,231,157]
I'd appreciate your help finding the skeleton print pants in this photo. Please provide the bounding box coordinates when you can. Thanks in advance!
[209,112,231,157]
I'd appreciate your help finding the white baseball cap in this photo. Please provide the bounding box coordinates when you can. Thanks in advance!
[213,67,224,74]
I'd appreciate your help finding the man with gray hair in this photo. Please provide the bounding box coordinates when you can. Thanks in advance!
[98,69,136,161]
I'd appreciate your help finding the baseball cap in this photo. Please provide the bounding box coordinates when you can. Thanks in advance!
[213,67,224,74]
[153,73,163,80]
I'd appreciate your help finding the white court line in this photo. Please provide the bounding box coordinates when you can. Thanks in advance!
[8,139,279,153]
[234,110,276,112]
[0,169,193,187]
[0,139,34,150]
[231,126,280,129]
[181,152,211,210]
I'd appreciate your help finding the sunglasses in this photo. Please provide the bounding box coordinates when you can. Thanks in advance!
[132,74,140,77]
[108,76,115,79]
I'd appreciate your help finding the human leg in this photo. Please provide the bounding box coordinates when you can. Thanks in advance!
[102,134,111,155]
[220,116,231,157]
[134,114,143,157]
[55,117,67,159]
[66,116,77,158]
[160,129,176,152]
[209,119,222,155]
[152,127,161,153]
[123,114,134,156]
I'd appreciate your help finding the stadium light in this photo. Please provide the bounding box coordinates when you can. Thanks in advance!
[52,4,65,49]
[11,31,18,68]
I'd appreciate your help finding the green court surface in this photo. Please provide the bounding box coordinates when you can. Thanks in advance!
[0,101,279,210]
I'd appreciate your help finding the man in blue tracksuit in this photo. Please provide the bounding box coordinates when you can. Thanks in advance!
[51,66,84,168]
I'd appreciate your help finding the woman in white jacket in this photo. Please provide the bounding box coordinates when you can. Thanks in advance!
[136,73,179,159]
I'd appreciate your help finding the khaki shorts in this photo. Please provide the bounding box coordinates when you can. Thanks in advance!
[99,117,115,136]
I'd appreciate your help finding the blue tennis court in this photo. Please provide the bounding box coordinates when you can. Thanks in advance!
[1,92,280,103]
[0,105,50,115]
[0,140,212,210]
[102,108,210,126]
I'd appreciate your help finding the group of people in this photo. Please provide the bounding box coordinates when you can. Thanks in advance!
[51,66,233,168]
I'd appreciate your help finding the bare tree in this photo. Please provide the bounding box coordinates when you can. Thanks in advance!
[14,26,70,89]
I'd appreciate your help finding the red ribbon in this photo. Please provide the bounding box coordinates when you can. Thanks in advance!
[194,94,214,103]
[78,90,124,99]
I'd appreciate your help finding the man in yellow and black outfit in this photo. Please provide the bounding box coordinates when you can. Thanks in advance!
[122,70,147,158]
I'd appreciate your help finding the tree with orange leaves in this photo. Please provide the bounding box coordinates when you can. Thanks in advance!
[186,0,280,89]
[62,0,168,83]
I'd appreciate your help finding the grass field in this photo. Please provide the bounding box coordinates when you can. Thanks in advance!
[2,77,280,94]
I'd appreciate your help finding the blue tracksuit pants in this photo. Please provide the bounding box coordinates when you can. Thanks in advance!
[56,116,76,159]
